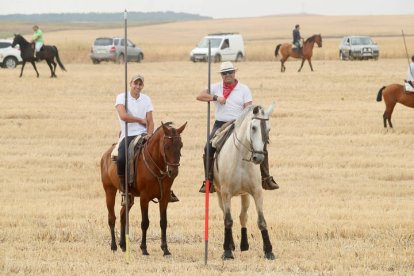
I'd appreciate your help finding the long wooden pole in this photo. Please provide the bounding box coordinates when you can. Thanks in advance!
[123,9,131,262]
[204,40,211,265]
[402,30,413,79]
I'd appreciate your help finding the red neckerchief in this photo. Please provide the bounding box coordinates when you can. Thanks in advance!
[223,80,238,99]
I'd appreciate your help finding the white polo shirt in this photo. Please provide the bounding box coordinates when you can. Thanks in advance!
[407,63,414,82]
[211,81,252,122]
[115,91,153,139]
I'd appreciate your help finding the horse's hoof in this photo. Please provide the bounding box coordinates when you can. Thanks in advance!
[240,242,249,251]
[111,243,118,252]
[222,250,234,260]
[142,249,149,256]
[163,251,171,257]
[264,251,276,260]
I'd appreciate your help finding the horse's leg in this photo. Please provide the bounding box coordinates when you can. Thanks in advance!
[384,101,396,128]
[298,58,306,72]
[46,60,54,78]
[222,193,235,260]
[308,58,314,71]
[240,194,250,251]
[119,198,134,252]
[252,190,275,260]
[19,61,26,78]
[140,197,150,255]
[104,185,118,251]
[159,200,171,256]
[51,60,57,77]
[31,61,39,78]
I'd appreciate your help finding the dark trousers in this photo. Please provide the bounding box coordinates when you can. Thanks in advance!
[203,120,227,178]
[117,135,137,176]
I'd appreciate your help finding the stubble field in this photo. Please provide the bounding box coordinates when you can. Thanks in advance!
[0,15,413,274]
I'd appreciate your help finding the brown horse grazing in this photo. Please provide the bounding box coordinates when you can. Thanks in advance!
[376,84,414,128]
[274,34,322,72]
[101,122,187,255]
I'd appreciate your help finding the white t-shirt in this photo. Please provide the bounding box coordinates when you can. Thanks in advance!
[115,92,153,139]
[407,63,414,82]
[210,81,253,122]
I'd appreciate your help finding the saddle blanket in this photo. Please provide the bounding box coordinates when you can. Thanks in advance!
[404,81,414,93]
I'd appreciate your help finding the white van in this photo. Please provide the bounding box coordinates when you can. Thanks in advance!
[190,33,245,62]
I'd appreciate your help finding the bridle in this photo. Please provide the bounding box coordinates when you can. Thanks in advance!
[233,116,269,162]
[142,131,182,200]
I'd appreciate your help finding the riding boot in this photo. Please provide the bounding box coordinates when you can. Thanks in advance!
[260,150,279,190]
[199,155,215,193]
[169,190,179,203]
[119,174,132,206]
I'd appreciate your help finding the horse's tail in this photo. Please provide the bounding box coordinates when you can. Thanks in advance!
[54,46,66,71]
[275,44,282,57]
[376,86,386,102]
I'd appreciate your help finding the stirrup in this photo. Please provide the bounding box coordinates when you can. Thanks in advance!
[261,177,279,190]
[121,192,133,206]
[199,181,215,193]
[169,190,179,203]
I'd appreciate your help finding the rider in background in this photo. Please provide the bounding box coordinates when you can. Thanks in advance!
[292,24,303,54]
[407,55,414,89]
[31,25,44,59]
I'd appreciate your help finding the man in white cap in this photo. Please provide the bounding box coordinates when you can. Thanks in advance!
[115,74,179,203]
[196,61,279,193]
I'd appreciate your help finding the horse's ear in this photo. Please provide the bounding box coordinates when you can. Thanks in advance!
[253,105,261,115]
[177,122,187,134]
[161,121,169,133]
[265,102,275,117]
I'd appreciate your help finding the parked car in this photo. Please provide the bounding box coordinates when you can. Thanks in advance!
[0,39,22,68]
[90,37,144,64]
[190,33,245,62]
[339,36,379,60]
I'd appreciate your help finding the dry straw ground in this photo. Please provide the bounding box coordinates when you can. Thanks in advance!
[0,15,413,274]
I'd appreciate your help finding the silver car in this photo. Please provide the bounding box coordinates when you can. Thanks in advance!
[339,36,379,60]
[90,37,144,64]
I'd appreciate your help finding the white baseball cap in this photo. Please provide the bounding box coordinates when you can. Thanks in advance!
[130,74,144,83]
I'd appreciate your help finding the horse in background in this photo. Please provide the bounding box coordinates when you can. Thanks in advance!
[275,34,322,72]
[376,84,414,128]
[100,122,187,256]
[213,104,276,260]
[11,34,66,78]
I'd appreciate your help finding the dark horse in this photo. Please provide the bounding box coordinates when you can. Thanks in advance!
[101,122,187,255]
[274,34,322,72]
[376,84,414,128]
[11,34,66,78]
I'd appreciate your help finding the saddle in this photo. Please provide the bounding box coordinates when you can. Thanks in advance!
[211,120,236,170]
[404,80,414,93]
[111,134,146,185]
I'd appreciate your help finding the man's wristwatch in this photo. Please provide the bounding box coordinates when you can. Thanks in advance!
[213,95,218,101]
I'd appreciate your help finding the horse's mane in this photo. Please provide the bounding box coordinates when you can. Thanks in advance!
[235,105,262,129]
[147,122,173,142]
[305,35,317,43]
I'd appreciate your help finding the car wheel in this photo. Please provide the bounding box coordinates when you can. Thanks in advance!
[214,54,221,63]
[339,51,345,60]
[3,56,18,68]
[117,54,125,64]
[137,53,143,63]
[235,53,243,62]
[92,59,100,64]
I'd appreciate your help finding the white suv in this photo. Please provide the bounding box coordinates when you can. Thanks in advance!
[339,36,379,60]
[90,37,144,64]
[0,39,22,68]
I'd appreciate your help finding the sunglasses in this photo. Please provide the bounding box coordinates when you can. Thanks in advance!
[221,70,235,76]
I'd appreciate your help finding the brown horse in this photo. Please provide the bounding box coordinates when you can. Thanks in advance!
[101,122,187,255]
[274,34,322,72]
[376,84,414,128]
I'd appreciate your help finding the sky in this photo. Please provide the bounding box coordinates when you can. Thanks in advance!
[1,0,413,18]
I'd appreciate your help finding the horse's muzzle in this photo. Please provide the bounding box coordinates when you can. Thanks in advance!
[251,153,265,164]
[167,166,179,178]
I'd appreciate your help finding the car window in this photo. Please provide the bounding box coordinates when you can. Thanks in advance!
[0,42,12,48]
[120,39,125,46]
[351,37,373,45]
[198,38,222,48]
[127,40,134,47]
[94,38,113,46]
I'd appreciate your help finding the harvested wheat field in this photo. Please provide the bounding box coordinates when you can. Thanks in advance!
[0,15,413,275]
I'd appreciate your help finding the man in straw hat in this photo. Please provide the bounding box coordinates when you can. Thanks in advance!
[196,61,279,193]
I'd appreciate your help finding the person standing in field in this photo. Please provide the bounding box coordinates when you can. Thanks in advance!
[196,61,279,193]
[115,74,179,203]
[292,24,303,54]
[31,25,44,59]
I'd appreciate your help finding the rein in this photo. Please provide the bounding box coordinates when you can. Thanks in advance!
[142,133,182,201]
[233,116,269,162]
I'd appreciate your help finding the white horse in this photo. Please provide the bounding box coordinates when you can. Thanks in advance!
[213,104,276,260]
